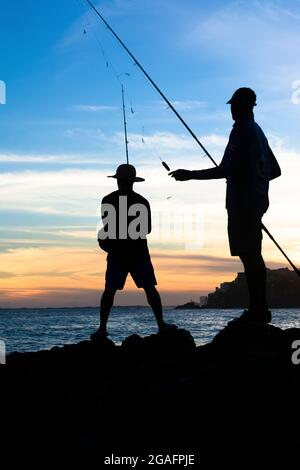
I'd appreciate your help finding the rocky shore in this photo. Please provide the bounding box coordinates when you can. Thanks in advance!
[205,268,300,308]
[1,320,300,459]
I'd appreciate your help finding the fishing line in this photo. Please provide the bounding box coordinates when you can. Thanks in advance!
[76,0,156,163]
[76,0,141,117]
[121,83,129,164]
[75,0,150,165]
[76,0,170,173]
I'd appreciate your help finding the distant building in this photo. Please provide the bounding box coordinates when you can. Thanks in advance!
[204,268,300,308]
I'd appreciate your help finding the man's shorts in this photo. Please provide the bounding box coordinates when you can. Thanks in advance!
[227,211,263,256]
[105,252,157,290]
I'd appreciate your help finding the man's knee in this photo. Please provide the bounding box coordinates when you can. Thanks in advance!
[144,285,158,296]
[240,252,264,265]
[102,287,117,298]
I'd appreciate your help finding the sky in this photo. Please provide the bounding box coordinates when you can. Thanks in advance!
[0,0,300,307]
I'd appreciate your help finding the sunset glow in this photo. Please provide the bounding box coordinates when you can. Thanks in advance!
[1,0,299,307]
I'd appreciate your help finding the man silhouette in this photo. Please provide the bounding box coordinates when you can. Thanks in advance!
[91,164,176,339]
[170,88,281,323]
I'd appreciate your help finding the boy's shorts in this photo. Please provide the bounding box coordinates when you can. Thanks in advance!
[105,252,157,290]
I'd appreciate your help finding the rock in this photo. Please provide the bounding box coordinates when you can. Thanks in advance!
[121,328,195,359]
[1,320,300,458]
[175,301,200,309]
[211,321,285,354]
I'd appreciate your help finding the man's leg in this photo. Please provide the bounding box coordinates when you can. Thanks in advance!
[99,287,117,333]
[144,285,164,329]
[240,252,268,313]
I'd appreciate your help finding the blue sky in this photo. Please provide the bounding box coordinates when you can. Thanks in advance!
[1,0,300,307]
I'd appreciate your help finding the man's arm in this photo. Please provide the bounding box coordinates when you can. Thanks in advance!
[169,127,241,181]
[169,166,226,181]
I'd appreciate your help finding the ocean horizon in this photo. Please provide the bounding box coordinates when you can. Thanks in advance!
[1,306,300,354]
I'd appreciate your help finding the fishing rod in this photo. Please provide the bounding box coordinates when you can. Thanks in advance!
[84,0,300,277]
[262,225,300,277]
[121,84,129,164]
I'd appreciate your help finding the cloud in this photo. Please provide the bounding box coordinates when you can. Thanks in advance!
[0,131,299,221]
[0,271,15,279]
[114,131,227,156]
[0,246,105,286]
[159,100,207,111]
[152,252,242,273]
[63,128,106,140]
[0,244,240,307]
[188,1,300,65]
[1,130,299,272]
[0,287,101,308]
[74,104,118,112]
[0,131,227,167]
[152,252,233,263]
[56,0,181,52]
[186,0,300,100]
[0,270,77,279]
[0,152,108,164]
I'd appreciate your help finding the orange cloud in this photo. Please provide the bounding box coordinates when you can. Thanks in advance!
[0,242,290,308]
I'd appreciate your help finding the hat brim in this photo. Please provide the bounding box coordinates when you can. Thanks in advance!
[226,98,256,105]
[107,175,145,182]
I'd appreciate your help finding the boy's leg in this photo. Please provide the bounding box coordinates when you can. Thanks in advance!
[92,253,127,338]
[144,285,177,331]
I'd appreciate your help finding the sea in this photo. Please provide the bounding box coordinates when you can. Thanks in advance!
[0,307,299,354]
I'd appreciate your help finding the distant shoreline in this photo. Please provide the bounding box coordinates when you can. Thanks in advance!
[0,305,178,310]
[1,306,300,311]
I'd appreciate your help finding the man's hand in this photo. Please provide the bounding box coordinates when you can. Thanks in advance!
[169,169,192,181]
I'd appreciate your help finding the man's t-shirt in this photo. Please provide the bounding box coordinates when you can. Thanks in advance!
[220,117,281,213]
[98,189,151,257]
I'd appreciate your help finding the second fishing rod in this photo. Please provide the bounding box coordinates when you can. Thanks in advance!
[84,0,300,277]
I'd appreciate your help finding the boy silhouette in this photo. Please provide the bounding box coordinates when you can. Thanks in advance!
[91,164,176,339]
